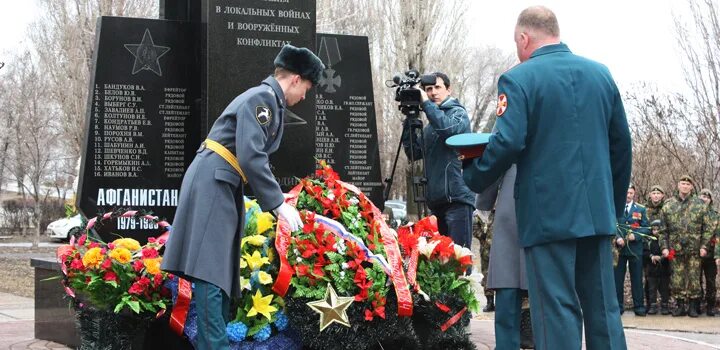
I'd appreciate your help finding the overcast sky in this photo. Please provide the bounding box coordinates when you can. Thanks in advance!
[1,0,688,93]
[470,0,686,92]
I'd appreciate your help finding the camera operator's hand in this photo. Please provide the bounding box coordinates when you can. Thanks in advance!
[415,85,429,102]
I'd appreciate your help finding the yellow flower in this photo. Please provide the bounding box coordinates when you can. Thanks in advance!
[267,248,275,263]
[256,213,275,234]
[247,290,277,320]
[144,257,162,274]
[242,250,269,270]
[82,247,104,268]
[245,199,258,212]
[257,271,273,285]
[240,258,248,269]
[109,247,132,264]
[241,234,267,248]
[112,238,141,251]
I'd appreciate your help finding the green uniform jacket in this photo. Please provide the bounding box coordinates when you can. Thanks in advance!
[660,194,713,256]
[462,43,632,247]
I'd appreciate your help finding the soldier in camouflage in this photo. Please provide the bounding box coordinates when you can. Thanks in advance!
[646,185,665,223]
[660,175,714,317]
[700,189,718,316]
[644,185,670,314]
[474,211,495,312]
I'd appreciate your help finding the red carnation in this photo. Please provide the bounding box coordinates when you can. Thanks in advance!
[142,247,159,259]
[133,260,144,272]
[70,258,84,270]
[667,249,676,261]
[153,273,163,287]
[128,282,144,295]
[103,271,118,282]
[630,222,640,229]
[77,234,87,246]
[101,258,112,270]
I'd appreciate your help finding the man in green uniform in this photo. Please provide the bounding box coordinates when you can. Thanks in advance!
[646,185,666,223]
[660,175,714,317]
[700,188,718,315]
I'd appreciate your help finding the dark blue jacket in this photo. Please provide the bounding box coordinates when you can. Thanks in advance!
[618,202,649,257]
[463,43,632,247]
[403,97,475,209]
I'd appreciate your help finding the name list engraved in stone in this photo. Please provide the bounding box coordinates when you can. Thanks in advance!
[159,87,190,178]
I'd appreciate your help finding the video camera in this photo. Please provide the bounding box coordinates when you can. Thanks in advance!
[388,69,437,108]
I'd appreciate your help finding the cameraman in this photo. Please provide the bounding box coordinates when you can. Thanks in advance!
[402,72,475,249]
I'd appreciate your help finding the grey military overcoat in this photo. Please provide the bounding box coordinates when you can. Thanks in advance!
[475,164,528,290]
[162,77,286,297]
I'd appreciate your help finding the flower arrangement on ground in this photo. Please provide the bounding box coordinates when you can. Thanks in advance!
[274,161,479,349]
[56,210,173,349]
[174,198,301,350]
[397,216,479,349]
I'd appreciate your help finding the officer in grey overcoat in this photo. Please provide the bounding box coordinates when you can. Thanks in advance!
[476,164,532,349]
[161,45,324,349]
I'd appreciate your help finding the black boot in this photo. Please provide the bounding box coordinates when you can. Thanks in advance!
[688,299,699,318]
[707,300,716,316]
[647,304,658,315]
[482,295,495,312]
[660,303,670,315]
[672,299,687,317]
[520,308,535,349]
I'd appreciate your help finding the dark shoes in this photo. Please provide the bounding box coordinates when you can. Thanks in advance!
[707,301,716,316]
[688,300,699,318]
[672,300,687,317]
[647,304,658,315]
[482,296,495,313]
[634,309,647,317]
[660,303,670,315]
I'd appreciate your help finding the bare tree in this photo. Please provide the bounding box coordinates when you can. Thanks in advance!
[28,0,158,184]
[626,0,720,202]
[317,0,513,217]
[2,51,65,247]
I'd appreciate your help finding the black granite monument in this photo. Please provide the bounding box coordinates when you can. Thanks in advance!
[77,16,201,243]
[314,34,383,205]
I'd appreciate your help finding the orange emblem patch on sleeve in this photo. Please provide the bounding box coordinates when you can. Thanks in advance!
[496,94,508,116]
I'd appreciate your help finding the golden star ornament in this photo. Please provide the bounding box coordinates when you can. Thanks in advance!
[306,283,354,332]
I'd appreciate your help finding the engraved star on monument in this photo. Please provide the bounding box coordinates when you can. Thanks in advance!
[124,29,170,76]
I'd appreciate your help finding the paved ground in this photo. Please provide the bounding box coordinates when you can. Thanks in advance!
[1,290,720,349]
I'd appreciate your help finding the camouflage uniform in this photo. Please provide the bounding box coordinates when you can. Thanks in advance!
[475,213,494,298]
[660,192,713,315]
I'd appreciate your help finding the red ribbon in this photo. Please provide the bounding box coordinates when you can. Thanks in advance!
[169,278,192,336]
[435,301,451,313]
[272,183,303,297]
[440,306,467,332]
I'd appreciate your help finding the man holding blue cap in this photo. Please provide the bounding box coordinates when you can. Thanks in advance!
[462,6,630,349]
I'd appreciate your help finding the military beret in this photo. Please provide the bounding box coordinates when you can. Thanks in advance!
[649,219,662,227]
[679,174,695,186]
[649,185,664,194]
[273,45,325,85]
[700,188,713,198]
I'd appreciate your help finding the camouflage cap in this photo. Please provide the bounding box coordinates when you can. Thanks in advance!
[649,185,664,194]
[678,174,695,186]
[700,188,713,198]
[649,219,662,227]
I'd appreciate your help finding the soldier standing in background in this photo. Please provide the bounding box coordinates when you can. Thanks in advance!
[700,188,718,316]
[660,175,714,317]
[475,210,496,312]
[614,185,648,316]
[644,185,666,310]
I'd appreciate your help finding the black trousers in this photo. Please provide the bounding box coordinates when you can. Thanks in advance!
[701,257,717,305]
[646,275,670,306]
